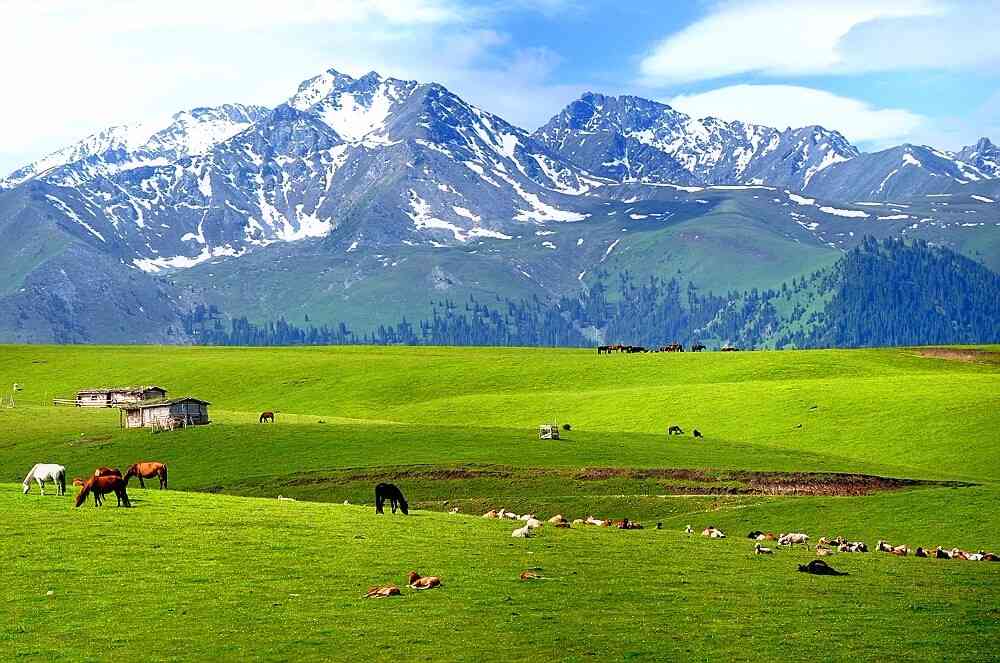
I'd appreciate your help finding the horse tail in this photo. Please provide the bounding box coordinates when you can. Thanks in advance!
[161,464,168,489]
[58,470,66,495]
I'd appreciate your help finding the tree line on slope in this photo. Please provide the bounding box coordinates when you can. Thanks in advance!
[180,237,1000,349]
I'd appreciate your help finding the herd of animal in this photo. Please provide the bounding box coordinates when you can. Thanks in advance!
[597,342,708,354]
[667,425,703,438]
[479,508,644,537]
[733,529,999,563]
[364,571,443,599]
[20,461,169,508]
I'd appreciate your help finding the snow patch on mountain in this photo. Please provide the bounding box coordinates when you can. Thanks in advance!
[819,206,869,218]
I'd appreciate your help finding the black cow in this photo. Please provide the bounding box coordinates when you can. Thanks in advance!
[797,560,848,576]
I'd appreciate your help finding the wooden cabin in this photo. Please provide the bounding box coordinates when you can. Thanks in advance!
[120,397,210,430]
[75,385,167,407]
[538,424,560,440]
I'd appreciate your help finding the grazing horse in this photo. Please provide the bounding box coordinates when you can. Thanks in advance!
[259,411,275,423]
[124,462,168,489]
[667,425,684,435]
[94,467,122,478]
[691,343,706,352]
[75,475,130,508]
[22,464,66,496]
[374,483,409,515]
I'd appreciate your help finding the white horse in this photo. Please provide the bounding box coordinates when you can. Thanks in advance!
[22,464,66,496]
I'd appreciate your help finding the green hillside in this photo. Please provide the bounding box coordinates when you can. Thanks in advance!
[2,345,999,660]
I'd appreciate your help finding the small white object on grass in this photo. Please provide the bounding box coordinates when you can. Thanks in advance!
[46,590,54,596]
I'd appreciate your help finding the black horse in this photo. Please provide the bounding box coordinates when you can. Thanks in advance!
[375,483,409,515]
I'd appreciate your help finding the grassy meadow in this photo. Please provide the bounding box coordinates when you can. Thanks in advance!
[1,344,998,661]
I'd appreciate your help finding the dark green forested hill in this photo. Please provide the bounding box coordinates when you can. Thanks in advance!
[182,237,1000,349]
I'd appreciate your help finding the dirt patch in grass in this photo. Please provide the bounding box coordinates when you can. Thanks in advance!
[254,465,970,497]
[916,348,1000,365]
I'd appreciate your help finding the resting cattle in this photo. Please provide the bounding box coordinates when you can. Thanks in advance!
[798,560,848,576]
[407,572,442,590]
[612,518,643,530]
[702,526,726,539]
[778,533,810,548]
[512,524,533,538]
[754,543,774,555]
[693,429,703,438]
[667,425,684,435]
[364,585,400,598]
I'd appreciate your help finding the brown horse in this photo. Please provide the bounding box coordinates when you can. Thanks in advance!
[75,475,131,508]
[94,466,122,477]
[259,411,275,423]
[124,462,168,489]
[82,468,123,506]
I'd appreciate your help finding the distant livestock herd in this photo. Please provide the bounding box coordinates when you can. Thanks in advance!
[597,342,727,354]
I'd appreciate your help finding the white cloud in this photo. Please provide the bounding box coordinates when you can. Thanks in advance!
[637,0,1000,84]
[669,85,924,145]
[0,0,585,174]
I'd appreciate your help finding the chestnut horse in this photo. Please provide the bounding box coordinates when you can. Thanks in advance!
[80,467,123,506]
[124,462,168,489]
[75,475,131,508]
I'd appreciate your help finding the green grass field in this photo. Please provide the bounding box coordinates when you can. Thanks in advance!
[1,345,999,661]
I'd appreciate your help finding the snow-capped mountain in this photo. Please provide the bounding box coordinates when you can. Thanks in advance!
[533,92,859,191]
[534,93,1000,202]
[956,137,1000,179]
[3,69,606,274]
[804,143,996,201]
[0,66,997,343]
[0,104,269,190]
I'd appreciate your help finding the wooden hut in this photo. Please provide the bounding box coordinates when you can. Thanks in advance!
[538,424,560,440]
[120,397,210,430]
[75,385,167,407]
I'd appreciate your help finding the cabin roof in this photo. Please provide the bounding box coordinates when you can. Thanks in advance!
[120,396,210,410]
[77,385,167,394]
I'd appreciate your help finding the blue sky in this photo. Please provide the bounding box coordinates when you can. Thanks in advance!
[2,0,999,174]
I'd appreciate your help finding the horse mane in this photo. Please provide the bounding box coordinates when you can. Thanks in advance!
[22,463,39,485]
[75,479,92,507]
